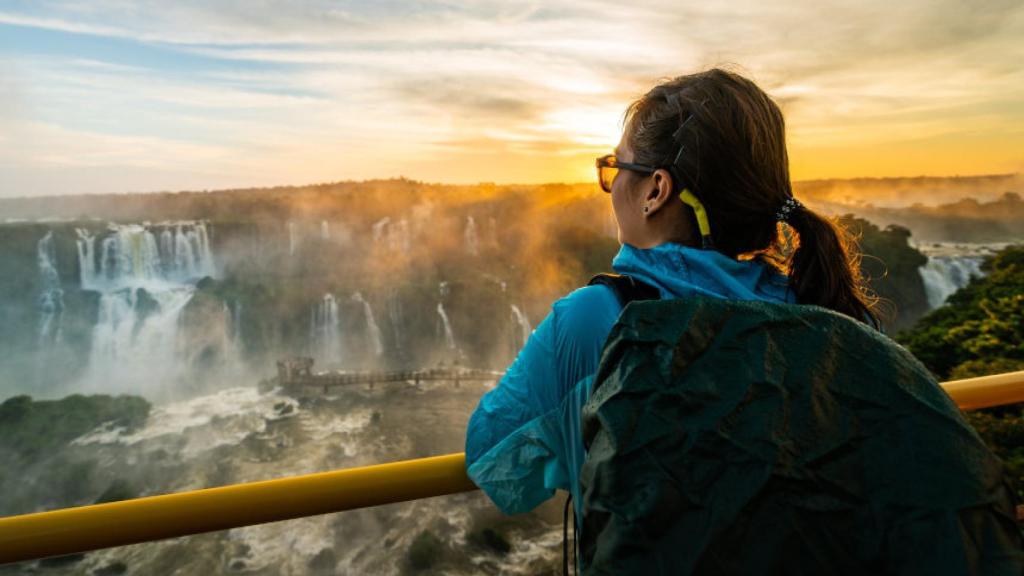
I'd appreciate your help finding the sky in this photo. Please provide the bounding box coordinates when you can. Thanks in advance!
[0,0,1022,197]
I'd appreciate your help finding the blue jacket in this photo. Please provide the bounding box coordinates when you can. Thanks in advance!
[465,242,797,518]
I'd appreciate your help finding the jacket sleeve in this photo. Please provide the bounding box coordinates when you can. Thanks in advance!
[464,285,620,514]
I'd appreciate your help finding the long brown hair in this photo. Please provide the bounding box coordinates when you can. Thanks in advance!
[623,68,880,328]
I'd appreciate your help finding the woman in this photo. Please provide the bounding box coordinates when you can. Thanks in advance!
[464,69,1021,573]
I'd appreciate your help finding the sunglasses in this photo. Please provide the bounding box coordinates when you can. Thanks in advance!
[595,154,659,193]
[595,153,715,249]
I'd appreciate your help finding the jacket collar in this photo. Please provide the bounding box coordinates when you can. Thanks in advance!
[611,242,795,303]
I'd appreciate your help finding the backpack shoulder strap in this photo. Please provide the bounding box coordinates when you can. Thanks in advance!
[587,273,660,307]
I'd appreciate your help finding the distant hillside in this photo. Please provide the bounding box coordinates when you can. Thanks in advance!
[814,192,1024,243]
[0,178,599,224]
[784,173,1024,243]
[794,173,1022,209]
[4,172,1021,223]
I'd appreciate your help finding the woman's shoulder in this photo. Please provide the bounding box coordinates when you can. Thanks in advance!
[547,283,622,345]
[552,283,620,316]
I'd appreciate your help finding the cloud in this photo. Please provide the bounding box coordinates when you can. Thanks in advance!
[0,0,1021,195]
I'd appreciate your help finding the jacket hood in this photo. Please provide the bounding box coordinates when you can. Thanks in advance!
[611,242,796,304]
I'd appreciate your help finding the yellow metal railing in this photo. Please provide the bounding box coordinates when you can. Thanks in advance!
[1,370,1022,564]
[939,370,1024,411]
[0,453,477,565]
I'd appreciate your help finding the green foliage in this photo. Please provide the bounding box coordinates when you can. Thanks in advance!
[406,530,444,571]
[898,244,1024,500]
[965,409,1024,500]
[950,358,1024,380]
[898,244,1024,380]
[0,394,150,463]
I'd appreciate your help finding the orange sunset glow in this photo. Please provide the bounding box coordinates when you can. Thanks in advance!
[0,2,1022,197]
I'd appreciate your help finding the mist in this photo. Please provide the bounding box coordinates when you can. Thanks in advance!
[1,175,1020,574]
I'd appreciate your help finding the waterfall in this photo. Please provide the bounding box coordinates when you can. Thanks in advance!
[288,221,297,256]
[159,229,174,273]
[172,225,197,279]
[388,290,405,358]
[352,292,384,357]
[488,217,498,248]
[321,220,330,240]
[77,222,216,396]
[37,231,64,345]
[75,228,97,289]
[231,300,243,346]
[86,222,215,290]
[395,219,411,254]
[510,305,532,348]
[220,300,244,371]
[97,224,161,284]
[372,217,411,254]
[223,300,243,348]
[195,222,215,277]
[82,286,196,396]
[919,256,985,309]
[312,293,341,365]
[464,216,479,255]
[372,217,390,245]
[437,303,456,350]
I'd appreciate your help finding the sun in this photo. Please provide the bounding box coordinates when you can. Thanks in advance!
[540,104,624,150]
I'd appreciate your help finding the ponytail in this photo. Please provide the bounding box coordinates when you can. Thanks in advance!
[621,69,883,329]
[787,207,881,329]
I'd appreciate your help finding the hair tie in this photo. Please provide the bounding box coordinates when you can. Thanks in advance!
[775,197,804,223]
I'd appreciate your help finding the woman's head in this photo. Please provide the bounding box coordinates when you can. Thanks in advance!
[610,68,879,327]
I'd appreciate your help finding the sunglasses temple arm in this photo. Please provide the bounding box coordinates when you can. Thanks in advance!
[679,188,714,249]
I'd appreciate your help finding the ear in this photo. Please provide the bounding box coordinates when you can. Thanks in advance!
[643,168,675,217]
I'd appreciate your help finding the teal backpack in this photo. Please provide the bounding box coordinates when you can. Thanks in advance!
[578,279,1022,575]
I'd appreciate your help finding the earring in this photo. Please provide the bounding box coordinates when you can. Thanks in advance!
[643,206,649,213]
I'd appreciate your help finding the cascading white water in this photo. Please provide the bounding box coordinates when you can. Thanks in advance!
[487,216,498,248]
[437,303,456,350]
[464,216,479,256]
[372,217,390,244]
[288,221,297,256]
[912,242,1001,310]
[436,282,456,351]
[37,231,64,345]
[82,222,216,290]
[75,228,96,288]
[173,224,200,279]
[84,287,196,395]
[351,292,383,357]
[919,256,985,309]
[321,220,330,240]
[395,218,411,253]
[510,305,532,348]
[372,217,412,254]
[178,224,211,279]
[196,222,215,275]
[159,229,174,272]
[311,293,342,365]
[76,222,217,396]
[230,300,242,346]
[388,290,405,358]
[219,300,244,371]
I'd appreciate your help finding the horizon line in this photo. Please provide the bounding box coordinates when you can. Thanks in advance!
[1,171,1021,202]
